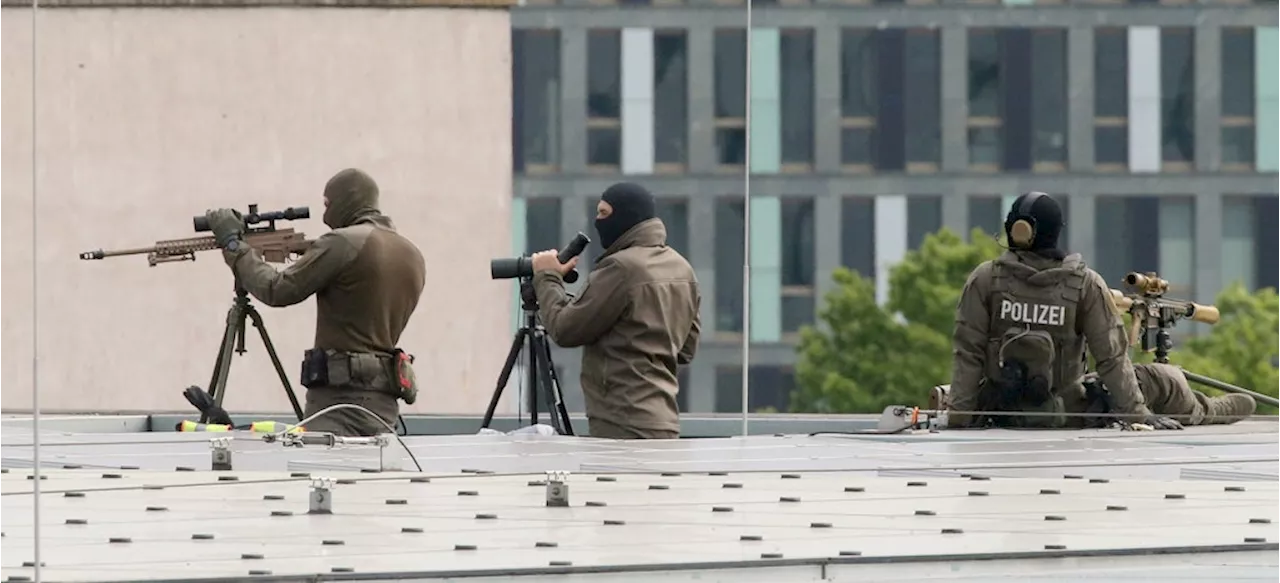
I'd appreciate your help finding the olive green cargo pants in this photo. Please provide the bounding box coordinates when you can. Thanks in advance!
[589,417,679,440]
[1133,363,1215,425]
[302,387,399,436]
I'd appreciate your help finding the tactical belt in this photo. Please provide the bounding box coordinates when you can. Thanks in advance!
[300,349,395,394]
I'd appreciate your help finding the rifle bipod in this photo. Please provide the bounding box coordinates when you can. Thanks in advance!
[200,284,305,423]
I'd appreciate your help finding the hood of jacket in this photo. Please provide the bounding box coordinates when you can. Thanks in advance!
[601,217,667,258]
[993,249,1087,288]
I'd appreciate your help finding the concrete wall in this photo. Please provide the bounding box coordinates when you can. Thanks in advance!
[1,4,515,415]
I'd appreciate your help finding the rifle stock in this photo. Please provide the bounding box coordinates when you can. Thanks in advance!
[80,229,312,267]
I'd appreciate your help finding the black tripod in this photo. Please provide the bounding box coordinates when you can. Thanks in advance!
[201,283,305,423]
[480,278,574,435]
[1143,311,1279,408]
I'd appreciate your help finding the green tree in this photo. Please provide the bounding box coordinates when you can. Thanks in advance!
[792,228,1002,413]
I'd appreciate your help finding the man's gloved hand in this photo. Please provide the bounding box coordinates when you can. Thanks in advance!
[204,208,245,249]
[1143,415,1184,430]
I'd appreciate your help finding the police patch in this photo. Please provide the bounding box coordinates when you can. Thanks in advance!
[999,299,1066,327]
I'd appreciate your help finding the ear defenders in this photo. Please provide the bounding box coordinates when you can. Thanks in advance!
[1007,191,1046,249]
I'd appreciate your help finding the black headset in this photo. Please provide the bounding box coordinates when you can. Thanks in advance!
[1006,191,1046,249]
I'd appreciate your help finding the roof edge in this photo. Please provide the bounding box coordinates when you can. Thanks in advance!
[0,0,516,8]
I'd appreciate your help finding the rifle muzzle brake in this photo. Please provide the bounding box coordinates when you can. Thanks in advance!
[80,250,104,260]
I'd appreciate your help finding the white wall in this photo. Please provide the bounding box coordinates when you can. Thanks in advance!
[1,6,515,415]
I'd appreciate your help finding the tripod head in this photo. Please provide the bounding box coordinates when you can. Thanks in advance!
[1110,271,1220,363]
[518,276,540,313]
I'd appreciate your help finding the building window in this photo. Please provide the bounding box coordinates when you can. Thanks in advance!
[714,197,745,334]
[1094,28,1129,171]
[967,196,1004,240]
[780,29,815,171]
[781,197,816,334]
[654,30,689,172]
[587,29,622,170]
[1224,195,1280,292]
[1221,28,1256,172]
[676,367,691,413]
[840,197,876,282]
[655,198,690,259]
[841,28,941,173]
[967,28,1002,171]
[1030,29,1068,171]
[524,198,562,255]
[907,195,942,250]
[968,28,1067,172]
[1161,28,1195,170]
[714,29,748,169]
[840,29,876,173]
[512,29,561,173]
[904,29,942,172]
[1094,196,1162,290]
[714,365,797,414]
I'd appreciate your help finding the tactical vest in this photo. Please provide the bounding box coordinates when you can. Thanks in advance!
[982,260,1088,428]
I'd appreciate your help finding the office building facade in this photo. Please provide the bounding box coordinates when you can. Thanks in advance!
[508,2,1279,414]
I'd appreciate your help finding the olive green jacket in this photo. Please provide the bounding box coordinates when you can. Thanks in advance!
[222,213,426,354]
[948,250,1149,427]
[533,219,700,435]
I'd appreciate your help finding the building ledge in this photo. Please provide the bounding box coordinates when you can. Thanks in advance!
[1,0,515,8]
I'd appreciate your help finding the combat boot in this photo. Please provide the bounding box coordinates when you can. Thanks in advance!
[1203,394,1256,425]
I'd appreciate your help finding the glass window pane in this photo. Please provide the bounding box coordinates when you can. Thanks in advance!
[748,366,796,413]
[782,295,815,334]
[1222,126,1256,167]
[1222,197,1257,291]
[780,30,815,165]
[655,198,690,258]
[1094,28,1129,119]
[1254,196,1279,291]
[654,31,688,166]
[1031,29,1068,165]
[907,195,942,250]
[714,366,741,413]
[525,198,562,255]
[1161,28,1195,164]
[716,128,746,165]
[968,29,1001,119]
[840,197,876,280]
[904,29,941,166]
[587,128,621,166]
[1094,196,1161,289]
[587,30,621,119]
[840,29,876,119]
[841,128,876,166]
[968,127,1001,167]
[781,198,815,286]
[968,196,1004,239]
[1095,126,1129,166]
[714,29,747,119]
[1221,28,1255,119]
[512,30,561,169]
[715,198,745,333]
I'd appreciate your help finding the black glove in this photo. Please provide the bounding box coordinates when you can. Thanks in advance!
[204,208,245,249]
[1143,415,1184,430]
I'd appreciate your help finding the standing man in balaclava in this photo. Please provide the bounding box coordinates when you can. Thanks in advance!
[947,192,1183,430]
[203,168,427,436]
[529,182,700,439]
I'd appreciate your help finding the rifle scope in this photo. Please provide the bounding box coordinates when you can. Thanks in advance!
[1125,272,1169,296]
[193,204,310,233]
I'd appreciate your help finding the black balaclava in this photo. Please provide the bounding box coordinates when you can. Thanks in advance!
[1004,191,1065,260]
[596,182,656,249]
[323,168,381,229]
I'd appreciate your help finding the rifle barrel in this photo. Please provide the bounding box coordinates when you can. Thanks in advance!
[79,246,160,260]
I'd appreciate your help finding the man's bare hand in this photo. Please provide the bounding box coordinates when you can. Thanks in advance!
[531,249,579,276]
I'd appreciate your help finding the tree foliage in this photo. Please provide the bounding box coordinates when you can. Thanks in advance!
[793,228,1001,413]
[792,228,1279,415]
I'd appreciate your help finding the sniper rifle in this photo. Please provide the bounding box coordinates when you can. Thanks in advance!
[1110,271,1277,408]
[78,204,312,266]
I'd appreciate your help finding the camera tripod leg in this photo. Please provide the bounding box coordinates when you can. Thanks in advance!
[535,332,574,436]
[244,305,305,421]
[1183,369,1279,408]
[203,302,244,424]
[481,328,529,429]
